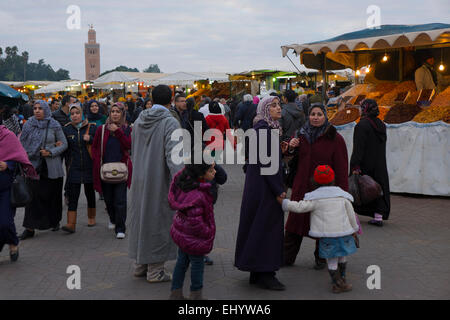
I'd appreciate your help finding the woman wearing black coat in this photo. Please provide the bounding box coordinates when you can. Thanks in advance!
[61,104,97,233]
[350,99,390,227]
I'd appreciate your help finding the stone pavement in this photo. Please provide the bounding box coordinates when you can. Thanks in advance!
[0,164,449,300]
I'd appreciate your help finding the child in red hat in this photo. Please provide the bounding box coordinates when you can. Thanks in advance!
[279,165,359,293]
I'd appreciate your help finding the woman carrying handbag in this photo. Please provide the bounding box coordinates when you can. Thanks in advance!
[0,125,37,261]
[92,102,132,239]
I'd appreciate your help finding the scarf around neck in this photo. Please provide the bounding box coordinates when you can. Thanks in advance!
[299,104,329,144]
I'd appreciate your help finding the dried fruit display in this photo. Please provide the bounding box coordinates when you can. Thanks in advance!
[430,86,450,107]
[404,91,420,105]
[383,103,422,124]
[329,107,360,125]
[371,82,398,94]
[355,106,389,123]
[378,81,417,106]
[412,105,450,123]
[341,84,371,99]
[327,107,338,119]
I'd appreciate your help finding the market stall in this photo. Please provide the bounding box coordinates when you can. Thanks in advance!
[281,23,450,196]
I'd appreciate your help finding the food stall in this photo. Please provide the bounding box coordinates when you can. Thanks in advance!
[281,23,450,196]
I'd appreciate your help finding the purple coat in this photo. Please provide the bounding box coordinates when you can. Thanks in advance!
[168,170,216,256]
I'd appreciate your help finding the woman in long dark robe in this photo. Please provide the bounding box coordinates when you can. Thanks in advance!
[350,99,390,226]
[235,96,287,291]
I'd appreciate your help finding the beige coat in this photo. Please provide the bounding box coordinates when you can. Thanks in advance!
[415,64,437,91]
[282,186,359,238]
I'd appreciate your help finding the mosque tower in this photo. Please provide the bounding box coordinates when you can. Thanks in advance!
[84,25,100,81]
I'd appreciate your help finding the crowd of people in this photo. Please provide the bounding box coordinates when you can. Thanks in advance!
[0,84,390,299]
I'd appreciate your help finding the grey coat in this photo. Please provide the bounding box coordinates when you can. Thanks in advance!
[280,102,306,141]
[128,106,184,264]
[27,127,68,179]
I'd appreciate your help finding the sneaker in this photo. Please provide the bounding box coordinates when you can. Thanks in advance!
[116,232,125,239]
[108,222,115,230]
[204,256,214,265]
[147,270,172,283]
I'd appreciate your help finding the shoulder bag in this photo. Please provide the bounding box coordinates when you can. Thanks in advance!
[10,163,33,208]
[100,125,128,183]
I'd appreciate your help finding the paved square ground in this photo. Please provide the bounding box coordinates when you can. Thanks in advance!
[1,164,449,300]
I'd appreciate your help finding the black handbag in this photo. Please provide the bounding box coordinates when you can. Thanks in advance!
[10,163,33,208]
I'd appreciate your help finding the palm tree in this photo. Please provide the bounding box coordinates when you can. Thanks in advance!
[22,51,29,81]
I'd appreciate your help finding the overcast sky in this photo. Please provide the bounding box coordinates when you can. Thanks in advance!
[1,0,449,80]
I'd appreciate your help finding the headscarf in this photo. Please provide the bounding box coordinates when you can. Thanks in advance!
[253,96,260,105]
[86,99,102,121]
[252,96,282,135]
[360,99,379,118]
[20,100,62,158]
[105,102,126,127]
[69,104,87,129]
[299,104,329,144]
[0,125,37,178]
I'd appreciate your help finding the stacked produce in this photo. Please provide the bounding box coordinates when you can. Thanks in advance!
[430,86,450,107]
[412,105,450,123]
[329,107,360,126]
[383,103,422,124]
[378,81,417,106]
[371,82,398,94]
[326,106,338,119]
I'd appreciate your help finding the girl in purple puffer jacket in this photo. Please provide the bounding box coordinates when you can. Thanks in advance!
[168,161,216,300]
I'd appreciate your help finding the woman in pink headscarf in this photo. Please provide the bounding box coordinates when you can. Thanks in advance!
[0,125,37,262]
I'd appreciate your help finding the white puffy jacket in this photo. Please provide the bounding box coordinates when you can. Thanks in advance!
[282,186,359,238]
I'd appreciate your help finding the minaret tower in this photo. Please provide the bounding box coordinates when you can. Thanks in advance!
[84,24,100,81]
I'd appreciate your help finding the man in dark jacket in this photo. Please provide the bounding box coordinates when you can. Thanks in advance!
[185,97,209,149]
[280,90,305,141]
[53,95,75,127]
[234,94,256,131]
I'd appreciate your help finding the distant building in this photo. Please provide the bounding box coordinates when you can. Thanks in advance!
[84,25,100,81]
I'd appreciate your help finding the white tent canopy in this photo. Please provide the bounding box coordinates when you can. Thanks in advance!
[93,71,139,88]
[281,24,450,56]
[151,72,205,86]
[34,80,81,94]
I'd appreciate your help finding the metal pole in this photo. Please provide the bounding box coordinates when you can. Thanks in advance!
[321,53,327,103]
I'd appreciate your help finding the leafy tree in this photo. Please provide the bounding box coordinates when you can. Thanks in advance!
[0,46,70,81]
[143,64,161,73]
[99,65,140,77]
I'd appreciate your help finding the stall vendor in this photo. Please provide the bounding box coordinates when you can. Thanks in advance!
[415,50,438,91]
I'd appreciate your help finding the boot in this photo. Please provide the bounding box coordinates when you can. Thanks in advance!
[338,262,348,283]
[87,208,96,227]
[328,269,352,293]
[61,211,77,233]
[189,289,206,300]
[169,288,186,300]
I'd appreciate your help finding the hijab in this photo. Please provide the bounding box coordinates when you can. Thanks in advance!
[253,96,282,135]
[86,99,103,121]
[299,103,329,144]
[69,104,87,129]
[20,100,62,157]
[105,102,126,127]
[0,125,37,178]
[360,99,379,118]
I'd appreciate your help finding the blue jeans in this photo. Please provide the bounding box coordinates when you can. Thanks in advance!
[171,248,204,292]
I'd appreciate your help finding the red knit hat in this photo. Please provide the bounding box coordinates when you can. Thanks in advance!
[313,165,335,185]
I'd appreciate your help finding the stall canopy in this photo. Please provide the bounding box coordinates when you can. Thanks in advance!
[93,71,139,88]
[281,23,450,70]
[34,80,81,94]
[147,72,199,86]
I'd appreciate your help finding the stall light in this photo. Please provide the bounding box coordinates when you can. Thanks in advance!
[382,51,388,62]
[245,83,248,87]
[356,70,361,76]
[439,48,445,71]
[272,78,276,82]
[91,89,94,92]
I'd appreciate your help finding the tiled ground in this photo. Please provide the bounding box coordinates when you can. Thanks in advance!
[1,164,449,300]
